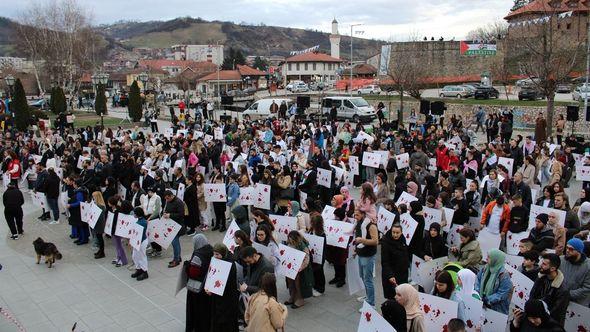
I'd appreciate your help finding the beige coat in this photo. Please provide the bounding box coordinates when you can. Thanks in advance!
[276,174,292,207]
[245,292,288,332]
[196,183,207,211]
[519,163,536,188]
[550,160,563,185]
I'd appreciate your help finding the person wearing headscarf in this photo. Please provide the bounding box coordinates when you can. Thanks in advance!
[422,222,446,261]
[337,187,356,221]
[451,269,481,322]
[475,249,513,314]
[408,201,425,260]
[185,234,214,332]
[381,298,408,332]
[326,195,350,288]
[207,243,239,332]
[395,283,426,332]
[287,201,306,234]
[406,181,421,202]
[231,205,250,235]
[510,299,565,331]
[381,223,409,300]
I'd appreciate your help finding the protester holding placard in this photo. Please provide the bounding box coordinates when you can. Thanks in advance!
[240,246,275,295]
[162,190,185,268]
[211,170,227,231]
[422,223,446,261]
[528,213,556,253]
[560,238,590,306]
[91,191,107,259]
[353,209,378,307]
[357,182,377,222]
[475,249,513,314]
[432,270,455,299]
[67,179,89,245]
[394,283,426,332]
[183,176,198,236]
[130,207,149,281]
[518,250,540,281]
[381,223,409,300]
[244,273,288,332]
[449,228,482,271]
[452,269,481,322]
[254,225,280,270]
[107,196,128,267]
[284,231,313,309]
[185,234,213,332]
[286,201,306,235]
[408,201,425,260]
[308,215,326,297]
[553,193,580,240]
[208,243,239,332]
[510,299,564,332]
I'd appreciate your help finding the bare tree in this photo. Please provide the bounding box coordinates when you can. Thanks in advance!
[15,0,103,96]
[507,7,585,137]
[386,43,430,125]
[490,54,513,101]
[466,20,509,41]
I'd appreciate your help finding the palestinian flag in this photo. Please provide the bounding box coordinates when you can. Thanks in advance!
[460,41,497,56]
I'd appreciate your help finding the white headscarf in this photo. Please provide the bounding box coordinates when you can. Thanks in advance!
[456,269,477,302]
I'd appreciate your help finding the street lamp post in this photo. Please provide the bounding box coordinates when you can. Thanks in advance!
[138,72,148,112]
[350,24,362,97]
[4,75,15,99]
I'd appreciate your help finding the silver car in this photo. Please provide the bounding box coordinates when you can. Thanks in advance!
[439,85,471,98]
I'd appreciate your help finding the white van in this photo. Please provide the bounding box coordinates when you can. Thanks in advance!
[321,96,376,122]
[242,98,293,120]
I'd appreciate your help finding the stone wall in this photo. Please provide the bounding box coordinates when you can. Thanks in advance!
[374,99,590,135]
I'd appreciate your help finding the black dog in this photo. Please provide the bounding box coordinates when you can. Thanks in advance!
[33,237,62,268]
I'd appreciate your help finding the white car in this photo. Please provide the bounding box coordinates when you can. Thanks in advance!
[291,82,309,93]
[573,84,590,101]
[285,81,304,91]
[357,85,381,94]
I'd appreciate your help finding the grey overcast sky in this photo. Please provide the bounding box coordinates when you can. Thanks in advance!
[1,0,514,40]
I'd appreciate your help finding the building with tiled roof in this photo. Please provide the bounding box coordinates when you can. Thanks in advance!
[281,52,343,84]
[197,65,267,96]
[138,59,217,77]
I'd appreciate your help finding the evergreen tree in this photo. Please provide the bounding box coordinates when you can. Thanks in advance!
[222,47,247,70]
[128,80,142,122]
[511,0,531,11]
[49,87,57,114]
[94,83,107,116]
[252,56,269,71]
[50,86,67,115]
[12,78,30,131]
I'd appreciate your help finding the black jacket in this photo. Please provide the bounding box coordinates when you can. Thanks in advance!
[244,254,275,294]
[528,226,555,253]
[3,187,24,210]
[43,172,61,199]
[529,271,570,326]
[381,231,409,299]
[508,205,530,233]
[164,196,185,225]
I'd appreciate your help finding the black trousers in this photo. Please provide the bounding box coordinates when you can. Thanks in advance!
[334,264,346,281]
[312,262,325,293]
[5,208,23,235]
[96,233,105,253]
[150,122,158,133]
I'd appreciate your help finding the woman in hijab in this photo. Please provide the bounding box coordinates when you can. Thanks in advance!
[287,201,306,234]
[422,222,446,261]
[207,243,239,332]
[381,298,408,332]
[406,181,421,202]
[475,249,513,314]
[327,195,349,288]
[395,283,426,332]
[381,223,409,300]
[185,234,214,332]
[408,201,425,260]
[452,269,481,322]
[511,299,565,332]
[284,231,313,309]
[231,205,250,235]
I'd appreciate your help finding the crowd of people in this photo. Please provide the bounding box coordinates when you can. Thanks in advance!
[2,103,590,332]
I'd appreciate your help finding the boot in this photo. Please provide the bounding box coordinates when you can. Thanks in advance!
[211,219,220,231]
[219,223,226,232]
[136,271,149,281]
[94,251,105,259]
[131,269,142,278]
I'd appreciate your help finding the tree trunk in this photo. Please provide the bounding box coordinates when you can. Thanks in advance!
[398,87,404,127]
[546,95,555,139]
[504,84,510,101]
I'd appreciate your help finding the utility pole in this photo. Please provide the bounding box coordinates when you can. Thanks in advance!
[584,11,590,128]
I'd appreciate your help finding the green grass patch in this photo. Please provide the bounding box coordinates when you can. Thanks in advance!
[46,112,135,128]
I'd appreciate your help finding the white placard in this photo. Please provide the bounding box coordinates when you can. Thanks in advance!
[528,204,566,230]
[80,201,91,225]
[504,254,525,270]
[506,231,529,255]
[146,217,181,250]
[442,207,455,232]
[176,183,185,201]
[2,172,10,190]
[114,213,137,239]
[277,243,306,280]
[204,134,213,145]
[481,308,508,332]
[303,233,324,264]
[411,255,449,293]
[376,208,396,234]
[77,155,90,169]
[238,186,254,205]
[399,213,419,243]
[504,264,534,309]
[128,223,144,251]
[419,293,459,332]
[462,296,484,332]
[396,191,418,207]
[349,156,359,175]
[86,203,104,229]
[498,157,514,175]
[423,206,443,231]
[565,302,590,332]
[118,183,127,200]
[332,166,345,184]
[447,224,465,248]
[362,152,381,168]
[317,167,332,188]
[576,165,590,181]
[214,127,224,140]
[395,152,410,170]
[31,191,47,209]
[346,256,365,295]
[324,219,355,248]
[429,158,437,171]
[321,206,336,221]
[204,183,227,202]
[269,214,298,243]
[478,229,501,261]
[222,221,241,253]
[357,301,395,332]
[251,241,272,258]
[253,183,271,210]
[204,257,233,296]
[104,212,114,236]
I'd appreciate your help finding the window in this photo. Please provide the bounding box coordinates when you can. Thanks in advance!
[323,63,326,70]
[304,63,308,70]
[566,23,571,30]
[344,100,354,108]
[557,23,561,29]
[288,63,292,71]
[296,63,300,71]
[313,63,316,70]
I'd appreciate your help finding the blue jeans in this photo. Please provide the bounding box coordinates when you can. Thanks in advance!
[358,255,376,306]
[46,198,59,221]
[171,234,181,262]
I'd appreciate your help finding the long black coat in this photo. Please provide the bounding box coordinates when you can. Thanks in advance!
[210,257,239,332]
[381,231,409,300]
[186,245,213,332]
[183,183,198,229]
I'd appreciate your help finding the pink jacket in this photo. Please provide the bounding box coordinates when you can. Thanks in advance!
[188,153,199,168]
[357,197,377,222]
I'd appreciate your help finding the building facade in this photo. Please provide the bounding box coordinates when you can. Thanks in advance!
[281,52,342,83]
[171,44,224,65]
[330,19,341,60]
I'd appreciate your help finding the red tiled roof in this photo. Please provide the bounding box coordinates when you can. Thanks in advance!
[284,52,342,63]
[237,64,266,76]
[198,70,242,81]
[505,0,590,20]
[139,59,216,72]
[353,64,377,75]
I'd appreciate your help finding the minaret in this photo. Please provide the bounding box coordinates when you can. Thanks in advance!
[330,18,340,59]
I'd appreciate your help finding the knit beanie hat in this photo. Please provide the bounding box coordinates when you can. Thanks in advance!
[567,238,585,254]
[536,213,549,225]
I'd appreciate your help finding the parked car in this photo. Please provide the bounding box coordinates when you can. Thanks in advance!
[321,96,376,122]
[291,82,309,93]
[460,85,477,96]
[285,80,304,91]
[556,83,572,93]
[439,85,471,98]
[226,89,245,97]
[242,98,293,120]
[474,86,500,99]
[518,87,545,100]
[573,84,590,101]
[357,85,381,94]
[516,77,541,87]
[28,99,49,110]
[309,81,325,91]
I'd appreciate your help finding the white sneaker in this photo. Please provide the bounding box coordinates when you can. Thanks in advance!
[356,296,366,303]
[49,220,60,225]
[312,290,323,297]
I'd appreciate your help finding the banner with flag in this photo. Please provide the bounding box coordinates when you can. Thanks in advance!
[290,45,320,56]
[460,41,497,56]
